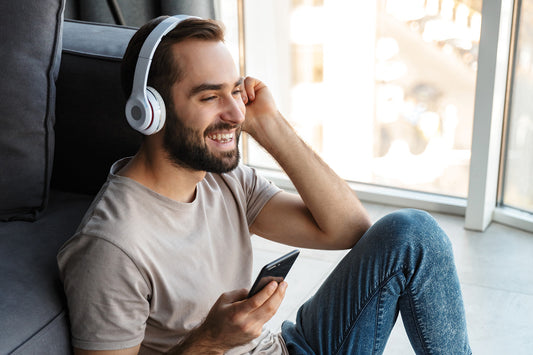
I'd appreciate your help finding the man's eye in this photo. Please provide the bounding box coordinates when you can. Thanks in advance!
[232,89,242,96]
[201,96,216,102]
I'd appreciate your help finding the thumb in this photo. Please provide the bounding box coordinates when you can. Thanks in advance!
[219,288,249,304]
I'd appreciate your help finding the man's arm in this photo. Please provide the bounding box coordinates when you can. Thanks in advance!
[243,77,372,249]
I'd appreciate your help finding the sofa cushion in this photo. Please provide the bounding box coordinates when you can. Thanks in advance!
[52,21,141,195]
[0,190,93,354]
[0,0,65,221]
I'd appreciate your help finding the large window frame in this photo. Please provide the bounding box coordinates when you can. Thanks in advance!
[466,0,533,233]
[234,0,533,233]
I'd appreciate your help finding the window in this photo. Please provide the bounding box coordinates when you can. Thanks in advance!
[242,0,482,198]
[220,0,532,232]
[501,0,533,214]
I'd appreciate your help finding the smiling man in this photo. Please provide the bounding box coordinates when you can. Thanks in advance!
[57,16,471,355]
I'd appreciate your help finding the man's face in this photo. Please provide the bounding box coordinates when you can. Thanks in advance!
[163,39,246,174]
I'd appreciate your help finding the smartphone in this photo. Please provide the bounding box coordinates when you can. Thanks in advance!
[247,249,300,298]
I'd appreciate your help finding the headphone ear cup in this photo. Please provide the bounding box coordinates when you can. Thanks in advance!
[143,86,166,135]
[126,15,197,135]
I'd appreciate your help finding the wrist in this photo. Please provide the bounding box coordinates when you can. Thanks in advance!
[246,111,296,155]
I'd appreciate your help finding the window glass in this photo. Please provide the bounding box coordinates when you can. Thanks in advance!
[243,0,482,197]
[217,0,240,63]
[502,1,533,212]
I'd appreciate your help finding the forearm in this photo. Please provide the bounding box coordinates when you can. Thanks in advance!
[249,111,371,246]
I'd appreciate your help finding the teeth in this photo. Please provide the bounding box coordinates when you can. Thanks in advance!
[209,132,233,143]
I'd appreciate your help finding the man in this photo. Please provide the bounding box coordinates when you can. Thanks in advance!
[58,16,471,354]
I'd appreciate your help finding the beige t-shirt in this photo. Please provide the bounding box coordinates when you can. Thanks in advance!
[57,158,286,354]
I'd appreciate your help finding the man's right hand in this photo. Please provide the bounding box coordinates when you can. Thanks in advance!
[172,280,288,354]
[74,281,287,355]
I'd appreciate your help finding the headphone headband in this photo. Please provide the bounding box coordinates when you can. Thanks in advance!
[125,15,198,135]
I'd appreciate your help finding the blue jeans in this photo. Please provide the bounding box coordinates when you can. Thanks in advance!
[281,209,471,354]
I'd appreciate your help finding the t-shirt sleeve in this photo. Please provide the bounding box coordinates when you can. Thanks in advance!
[57,234,151,351]
[236,165,282,226]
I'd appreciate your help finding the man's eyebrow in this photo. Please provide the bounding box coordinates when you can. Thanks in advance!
[189,78,244,98]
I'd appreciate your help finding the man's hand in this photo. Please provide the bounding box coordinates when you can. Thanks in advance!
[170,281,287,354]
[240,76,280,142]
[74,282,287,355]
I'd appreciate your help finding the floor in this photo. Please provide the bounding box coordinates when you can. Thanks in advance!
[251,201,533,354]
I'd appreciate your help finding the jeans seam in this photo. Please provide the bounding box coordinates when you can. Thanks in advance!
[405,287,431,355]
[333,267,406,355]
[373,287,383,354]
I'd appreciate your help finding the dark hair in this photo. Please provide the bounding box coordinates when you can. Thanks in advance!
[121,16,225,105]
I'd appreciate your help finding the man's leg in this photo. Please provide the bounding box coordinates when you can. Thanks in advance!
[281,209,471,354]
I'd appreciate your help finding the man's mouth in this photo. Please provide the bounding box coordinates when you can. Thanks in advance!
[207,132,234,143]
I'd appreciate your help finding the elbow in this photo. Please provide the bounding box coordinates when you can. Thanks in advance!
[347,213,372,248]
[360,214,372,234]
[326,218,371,250]
[309,207,373,250]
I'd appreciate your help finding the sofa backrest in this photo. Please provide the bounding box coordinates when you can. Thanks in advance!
[51,21,141,195]
[64,0,216,27]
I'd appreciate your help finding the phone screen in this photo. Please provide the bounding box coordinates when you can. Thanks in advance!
[248,249,300,298]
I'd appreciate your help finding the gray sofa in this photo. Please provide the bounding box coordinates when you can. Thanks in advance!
[0,1,214,353]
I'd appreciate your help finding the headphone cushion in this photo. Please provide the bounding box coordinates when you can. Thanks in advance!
[144,86,166,135]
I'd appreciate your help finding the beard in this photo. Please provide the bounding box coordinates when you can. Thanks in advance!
[163,110,241,174]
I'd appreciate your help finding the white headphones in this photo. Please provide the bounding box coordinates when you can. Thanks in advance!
[125,15,198,135]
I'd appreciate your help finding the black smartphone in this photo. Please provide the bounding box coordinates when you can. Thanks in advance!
[247,249,300,298]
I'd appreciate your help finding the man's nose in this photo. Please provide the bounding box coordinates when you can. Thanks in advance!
[220,96,245,125]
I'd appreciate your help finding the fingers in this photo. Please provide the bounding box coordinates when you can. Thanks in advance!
[247,281,288,320]
[201,282,287,348]
[219,280,286,313]
[242,76,256,103]
[242,76,267,105]
[230,281,287,340]
[245,281,278,309]
[220,288,249,304]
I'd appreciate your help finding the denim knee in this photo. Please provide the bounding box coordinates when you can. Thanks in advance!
[367,209,454,259]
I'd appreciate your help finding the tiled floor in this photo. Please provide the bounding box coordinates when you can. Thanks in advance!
[251,201,533,354]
